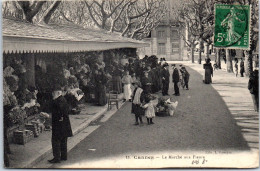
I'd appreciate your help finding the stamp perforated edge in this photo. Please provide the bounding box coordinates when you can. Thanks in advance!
[213,3,252,50]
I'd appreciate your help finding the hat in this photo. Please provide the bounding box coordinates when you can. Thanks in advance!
[145,94,156,103]
[163,63,169,67]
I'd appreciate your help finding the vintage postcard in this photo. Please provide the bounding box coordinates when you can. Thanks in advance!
[2,0,259,169]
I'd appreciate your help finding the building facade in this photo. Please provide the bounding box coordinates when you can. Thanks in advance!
[137,0,188,61]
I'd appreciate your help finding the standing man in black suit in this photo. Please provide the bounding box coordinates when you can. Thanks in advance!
[161,64,170,96]
[48,89,73,163]
[172,64,180,96]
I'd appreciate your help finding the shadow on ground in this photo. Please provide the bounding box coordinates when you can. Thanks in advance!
[48,66,254,167]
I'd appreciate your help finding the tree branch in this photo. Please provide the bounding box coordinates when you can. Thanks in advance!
[84,1,102,28]
[58,10,74,23]
[39,1,61,24]
[17,1,46,22]
[110,1,130,32]
[130,9,150,20]
[107,0,125,18]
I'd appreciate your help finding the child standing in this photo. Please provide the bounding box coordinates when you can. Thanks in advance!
[132,81,145,125]
[142,95,156,125]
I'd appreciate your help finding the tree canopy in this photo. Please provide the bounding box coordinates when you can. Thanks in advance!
[2,0,167,40]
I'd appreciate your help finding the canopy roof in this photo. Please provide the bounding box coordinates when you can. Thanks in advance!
[2,17,149,53]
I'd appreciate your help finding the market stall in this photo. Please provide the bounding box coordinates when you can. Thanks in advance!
[3,17,149,144]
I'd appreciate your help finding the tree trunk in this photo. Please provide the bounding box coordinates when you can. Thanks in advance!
[18,1,46,23]
[39,1,61,24]
[191,47,195,63]
[226,49,233,73]
[244,50,253,77]
[198,41,203,64]
[216,49,221,69]
[205,43,209,59]
[198,50,202,64]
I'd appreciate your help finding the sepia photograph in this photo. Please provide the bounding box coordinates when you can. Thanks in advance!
[2,0,259,169]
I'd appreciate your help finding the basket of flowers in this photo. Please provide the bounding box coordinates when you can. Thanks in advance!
[8,106,27,128]
[155,97,169,117]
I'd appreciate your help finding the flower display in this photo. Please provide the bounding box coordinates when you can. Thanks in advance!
[155,97,170,117]
[5,75,19,92]
[8,106,27,126]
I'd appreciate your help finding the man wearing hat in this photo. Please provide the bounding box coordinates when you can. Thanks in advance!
[48,87,73,163]
[248,68,259,112]
[161,63,170,96]
[172,64,180,96]
[141,71,152,94]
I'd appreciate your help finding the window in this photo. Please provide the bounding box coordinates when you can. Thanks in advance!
[172,42,179,54]
[171,30,179,40]
[158,31,165,38]
[158,43,166,55]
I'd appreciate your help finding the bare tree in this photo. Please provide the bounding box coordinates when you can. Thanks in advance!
[51,1,92,26]
[83,0,130,30]
[122,0,166,39]
[38,1,61,24]
[81,0,166,39]
[2,1,24,19]
[244,0,258,77]
[17,1,46,23]
[176,0,214,64]
[176,21,199,63]
[2,1,61,24]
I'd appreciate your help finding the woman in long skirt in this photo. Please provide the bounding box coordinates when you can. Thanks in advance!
[122,71,133,102]
[111,64,123,93]
[203,58,213,84]
[94,70,108,106]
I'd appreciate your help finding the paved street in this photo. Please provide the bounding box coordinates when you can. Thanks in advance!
[35,64,257,168]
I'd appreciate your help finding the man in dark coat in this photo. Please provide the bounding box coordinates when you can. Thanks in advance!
[248,69,259,112]
[140,62,147,80]
[172,64,180,96]
[94,70,109,106]
[134,60,143,79]
[240,58,245,77]
[48,90,73,163]
[141,71,152,94]
[182,67,190,90]
[161,64,170,96]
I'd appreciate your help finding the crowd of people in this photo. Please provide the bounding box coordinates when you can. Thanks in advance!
[107,55,190,126]
[4,51,258,166]
[43,54,192,163]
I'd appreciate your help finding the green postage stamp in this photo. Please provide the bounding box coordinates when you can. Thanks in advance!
[214,4,251,49]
